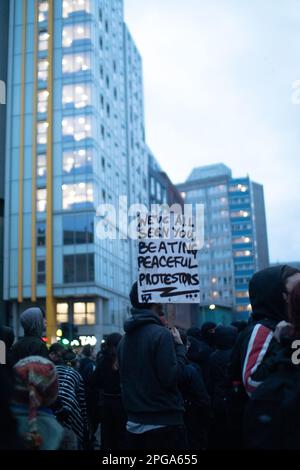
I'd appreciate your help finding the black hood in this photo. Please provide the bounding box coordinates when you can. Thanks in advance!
[249,265,300,323]
[124,308,163,334]
[215,325,237,350]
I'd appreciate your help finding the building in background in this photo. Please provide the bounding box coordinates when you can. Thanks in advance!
[0,0,9,325]
[3,0,148,342]
[148,149,183,207]
[177,163,269,322]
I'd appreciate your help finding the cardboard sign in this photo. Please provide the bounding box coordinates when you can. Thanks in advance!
[137,237,200,304]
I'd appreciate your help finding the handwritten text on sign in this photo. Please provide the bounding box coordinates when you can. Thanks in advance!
[137,239,200,303]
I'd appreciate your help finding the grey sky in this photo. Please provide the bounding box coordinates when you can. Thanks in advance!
[125,0,300,263]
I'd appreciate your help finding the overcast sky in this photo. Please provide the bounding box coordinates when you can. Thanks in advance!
[125,0,300,263]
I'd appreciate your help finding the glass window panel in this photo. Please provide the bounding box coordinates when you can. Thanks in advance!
[63,0,91,18]
[86,312,95,325]
[37,89,49,114]
[64,255,75,283]
[37,221,46,246]
[62,23,91,48]
[62,182,94,210]
[76,254,87,282]
[37,154,46,177]
[74,313,86,325]
[62,83,91,109]
[62,53,91,73]
[63,148,93,175]
[74,302,86,314]
[38,30,49,51]
[38,59,49,81]
[63,215,75,245]
[87,253,94,281]
[37,188,47,212]
[57,303,69,314]
[37,121,48,145]
[62,115,92,141]
[38,1,48,22]
[87,302,95,313]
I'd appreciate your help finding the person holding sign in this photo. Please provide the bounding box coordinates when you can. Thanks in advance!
[117,282,188,450]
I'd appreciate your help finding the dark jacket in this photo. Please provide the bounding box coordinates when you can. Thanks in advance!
[209,326,237,411]
[90,353,121,396]
[11,307,48,365]
[11,336,48,365]
[229,265,300,397]
[117,308,186,426]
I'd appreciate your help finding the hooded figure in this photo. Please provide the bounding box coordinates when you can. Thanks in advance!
[117,282,188,450]
[208,326,238,449]
[11,308,48,365]
[229,265,300,398]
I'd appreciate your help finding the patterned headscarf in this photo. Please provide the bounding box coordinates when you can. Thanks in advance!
[13,356,58,449]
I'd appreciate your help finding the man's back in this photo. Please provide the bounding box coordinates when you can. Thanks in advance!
[118,309,186,426]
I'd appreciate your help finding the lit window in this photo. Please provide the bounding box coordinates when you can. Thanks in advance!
[62,116,92,141]
[62,53,91,73]
[37,259,46,284]
[37,89,49,114]
[37,188,47,212]
[63,148,92,174]
[230,210,250,219]
[38,30,49,51]
[233,236,252,245]
[73,301,95,325]
[62,83,91,109]
[236,291,249,298]
[62,182,93,210]
[37,121,48,145]
[56,303,69,323]
[234,250,252,257]
[62,0,91,18]
[37,154,46,177]
[62,23,91,48]
[38,59,49,81]
[38,1,48,22]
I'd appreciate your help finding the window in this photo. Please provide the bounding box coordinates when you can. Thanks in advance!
[63,0,90,18]
[38,31,49,51]
[229,184,249,193]
[38,59,49,82]
[37,222,46,246]
[232,236,252,245]
[62,53,91,74]
[38,1,48,22]
[62,83,91,109]
[37,188,47,212]
[230,210,250,219]
[37,259,46,284]
[63,213,94,245]
[63,148,92,174]
[62,182,93,210]
[56,303,69,324]
[37,121,48,145]
[73,301,95,325]
[62,24,91,48]
[37,154,46,177]
[37,89,49,114]
[234,250,252,257]
[63,253,94,283]
[62,116,92,141]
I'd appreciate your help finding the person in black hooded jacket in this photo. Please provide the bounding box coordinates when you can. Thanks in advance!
[117,282,188,450]
[229,265,300,398]
[208,325,237,449]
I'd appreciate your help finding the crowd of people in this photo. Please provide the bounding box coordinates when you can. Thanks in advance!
[1,264,300,450]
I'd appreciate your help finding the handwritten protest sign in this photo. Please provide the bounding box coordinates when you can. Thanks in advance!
[137,212,200,303]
